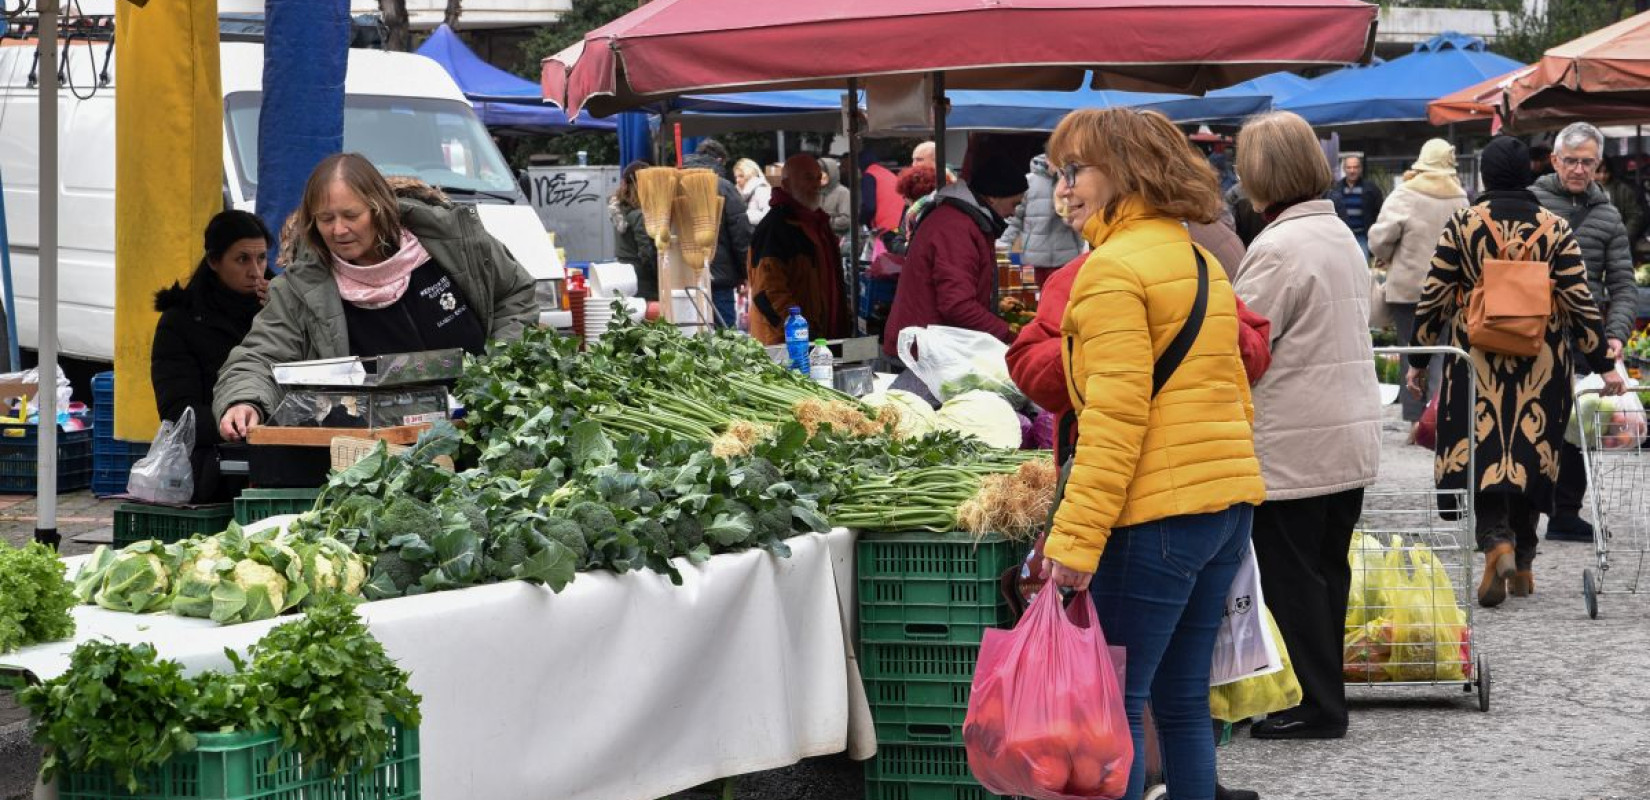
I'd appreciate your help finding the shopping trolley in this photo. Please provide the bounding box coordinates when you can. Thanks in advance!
[1573,387,1650,619]
[1344,346,1489,711]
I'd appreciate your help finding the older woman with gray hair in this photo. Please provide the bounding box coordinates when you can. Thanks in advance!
[1530,121,1638,542]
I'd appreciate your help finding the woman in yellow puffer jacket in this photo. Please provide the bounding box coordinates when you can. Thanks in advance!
[1042,109,1266,800]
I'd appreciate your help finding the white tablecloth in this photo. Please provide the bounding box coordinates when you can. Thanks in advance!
[7,530,875,800]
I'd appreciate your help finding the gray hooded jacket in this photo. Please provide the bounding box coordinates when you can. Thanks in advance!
[1530,173,1637,343]
[998,154,1084,268]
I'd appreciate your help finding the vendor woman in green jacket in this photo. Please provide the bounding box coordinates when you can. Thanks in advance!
[215,153,538,441]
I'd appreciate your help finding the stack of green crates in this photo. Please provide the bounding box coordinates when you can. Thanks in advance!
[234,488,321,525]
[113,504,236,549]
[858,531,1022,800]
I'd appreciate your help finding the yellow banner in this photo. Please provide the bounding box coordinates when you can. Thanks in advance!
[113,0,221,441]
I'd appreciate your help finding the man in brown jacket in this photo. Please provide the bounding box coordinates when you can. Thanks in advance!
[748,154,847,345]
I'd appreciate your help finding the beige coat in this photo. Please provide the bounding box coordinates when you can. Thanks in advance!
[1368,181,1468,304]
[1232,200,1382,501]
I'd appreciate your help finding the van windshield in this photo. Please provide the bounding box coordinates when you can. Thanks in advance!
[225,93,518,200]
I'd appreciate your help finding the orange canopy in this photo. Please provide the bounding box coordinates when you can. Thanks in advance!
[1506,9,1650,128]
[1426,65,1531,126]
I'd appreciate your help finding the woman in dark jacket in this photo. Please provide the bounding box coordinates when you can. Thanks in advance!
[151,210,272,503]
[610,160,659,300]
[1407,136,1624,606]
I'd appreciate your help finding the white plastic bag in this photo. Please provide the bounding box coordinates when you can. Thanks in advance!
[126,407,196,504]
[1567,364,1646,449]
[0,364,73,418]
[896,325,1021,405]
[1210,542,1282,687]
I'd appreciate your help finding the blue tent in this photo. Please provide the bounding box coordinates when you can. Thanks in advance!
[1206,71,1314,106]
[416,25,614,132]
[665,79,1272,134]
[1278,33,1523,126]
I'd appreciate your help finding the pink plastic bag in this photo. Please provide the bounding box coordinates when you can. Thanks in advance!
[964,587,1133,799]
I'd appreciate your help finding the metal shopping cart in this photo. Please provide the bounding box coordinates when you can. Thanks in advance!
[1573,387,1650,619]
[1344,347,1489,711]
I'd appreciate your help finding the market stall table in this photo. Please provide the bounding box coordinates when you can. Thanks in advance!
[3,526,875,800]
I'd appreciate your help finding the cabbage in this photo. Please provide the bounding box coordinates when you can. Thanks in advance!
[171,540,233,620]
[210,560,290,624]
[862,390,940,439]
[93,542,182,614]
[72,546,118,605]
[300,539,370,603]
[935,390,1023,449]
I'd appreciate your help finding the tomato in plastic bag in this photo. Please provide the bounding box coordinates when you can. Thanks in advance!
[964,587,1132,799]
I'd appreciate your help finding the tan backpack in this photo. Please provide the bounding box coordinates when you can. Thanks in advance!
[1465,206,1560,357]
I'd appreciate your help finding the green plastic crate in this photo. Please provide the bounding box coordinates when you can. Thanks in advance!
[865,777,1009,800]
[874,715,965,746]
[858,533,1021,645]
[234,489,321,525]
[113,504,235,549]
[864,675,973,718]
[58,721,419,800]
[860,641,982,683]
[866,743,999,796]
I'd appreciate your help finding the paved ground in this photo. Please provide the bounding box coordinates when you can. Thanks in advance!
[6,404,1650,799]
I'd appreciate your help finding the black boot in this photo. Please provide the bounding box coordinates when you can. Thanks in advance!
[1545,513,1595,542]
[1216,784,1259,800]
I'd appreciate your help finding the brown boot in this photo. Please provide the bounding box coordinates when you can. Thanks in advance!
[1510,569,1535,597]
[1478,543,1516,607]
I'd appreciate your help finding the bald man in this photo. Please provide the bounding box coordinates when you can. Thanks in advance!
[912,141,936,170]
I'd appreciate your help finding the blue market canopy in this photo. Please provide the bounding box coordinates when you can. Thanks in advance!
[1206,70,1314,106]
[1278,33,1523,126]
[416,25,614,132]
[665,76,1273,135]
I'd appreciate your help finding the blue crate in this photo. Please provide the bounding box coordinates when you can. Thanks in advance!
[89,371,149,496]
[0,424,93,494]
[859,275,899,320]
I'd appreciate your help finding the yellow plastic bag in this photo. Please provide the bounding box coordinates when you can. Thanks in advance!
[1210,607,1302,723]
[1384,542,1468,682]
[1344,533,1390,629]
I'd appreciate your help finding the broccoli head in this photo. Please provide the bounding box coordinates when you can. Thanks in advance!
[375,497,442,545]
[540,517,589,560]
[486,447,542,476]
[628,517,671,556]
[568,501,620,541]
[486,531,530,581]
[636,489,662,510]
[754,505,795,541]
[740,457,785,496]
[670,514,705,550]
[366,550,424,598]
[447,498,491,539]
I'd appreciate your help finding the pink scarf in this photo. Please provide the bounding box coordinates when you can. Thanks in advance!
[332,229,430,310]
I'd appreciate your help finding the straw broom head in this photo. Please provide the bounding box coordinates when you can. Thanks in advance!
[677,169,724,252]
[637,167,680,249]
[673,194,711,273]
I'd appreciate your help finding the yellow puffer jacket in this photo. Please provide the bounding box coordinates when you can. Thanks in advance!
[1045,199,1267,574]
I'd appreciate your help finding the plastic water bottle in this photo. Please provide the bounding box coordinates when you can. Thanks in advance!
[809,339,834,387]
[784,307,811,373]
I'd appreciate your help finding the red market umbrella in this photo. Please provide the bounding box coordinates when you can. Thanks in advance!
[542,0,1379,120]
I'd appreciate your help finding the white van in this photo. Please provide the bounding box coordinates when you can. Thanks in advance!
[0,38,559,365]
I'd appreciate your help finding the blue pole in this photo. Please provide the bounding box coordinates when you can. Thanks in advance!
[0,165,21,372]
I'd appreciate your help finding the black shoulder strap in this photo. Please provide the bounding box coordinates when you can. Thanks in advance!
[1050,244,1211,487]
[1154,247,1210,398]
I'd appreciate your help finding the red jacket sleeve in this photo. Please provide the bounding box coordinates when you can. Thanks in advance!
[1234,297,1272,386]
[1006,256,1082,414]
[932,220,1013,342]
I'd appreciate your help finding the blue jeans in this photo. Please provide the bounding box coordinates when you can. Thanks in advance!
[1088,504,1253,800]
[712,287,738,329]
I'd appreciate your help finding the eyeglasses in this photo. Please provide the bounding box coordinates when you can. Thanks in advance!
[1560,156,1600,170]
[1059,163,1092,188]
